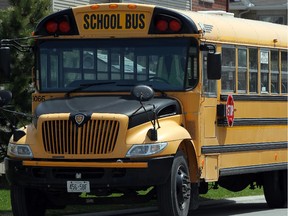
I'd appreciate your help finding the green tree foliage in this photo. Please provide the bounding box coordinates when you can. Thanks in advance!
[0,0,51,112]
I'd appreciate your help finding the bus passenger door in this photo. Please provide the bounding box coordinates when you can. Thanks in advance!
[201,50,219,181]
[202,51,218,139]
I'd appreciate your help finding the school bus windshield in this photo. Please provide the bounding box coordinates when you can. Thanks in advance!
[38,38,198,93]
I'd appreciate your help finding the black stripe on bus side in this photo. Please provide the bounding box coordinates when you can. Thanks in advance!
[220,94,288,101]
[219,163,288,176]
[201,141,288,154]
[217,118,288,126]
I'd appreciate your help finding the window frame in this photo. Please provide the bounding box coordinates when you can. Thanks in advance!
[260,49,270,94]
[270,50,280,94]
[281,50,288,94]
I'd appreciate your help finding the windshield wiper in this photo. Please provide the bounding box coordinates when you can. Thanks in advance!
[65,81,116,97]
[65,81,167,98]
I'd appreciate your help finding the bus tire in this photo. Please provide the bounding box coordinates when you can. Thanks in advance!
[157,151,191,216]
[263,170,287,208]
[11,185,46,216]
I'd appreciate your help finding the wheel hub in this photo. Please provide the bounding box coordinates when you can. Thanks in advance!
[176,165,191,210]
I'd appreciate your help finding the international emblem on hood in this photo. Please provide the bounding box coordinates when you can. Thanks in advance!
[75,114,85,125]
[70,113,91,127]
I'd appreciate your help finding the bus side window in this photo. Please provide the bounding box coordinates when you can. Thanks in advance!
[281,51,287,93]
[202,51,217,96]
[260,50,269,93]
[249,48,258,93]
[238,48,247,93]
[271,50,279,94]
[221,47,235,92]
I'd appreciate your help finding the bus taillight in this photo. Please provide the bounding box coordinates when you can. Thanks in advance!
[169,20,182,32]
[59,21,71,33]
[156,20,169,32]
[35,9,79,36]
[44,16,71,35]
[45,21,58,34]
[154,16,182,33]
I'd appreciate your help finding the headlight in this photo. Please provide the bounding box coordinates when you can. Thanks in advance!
[126,142,167,157]
[7,143,33,159]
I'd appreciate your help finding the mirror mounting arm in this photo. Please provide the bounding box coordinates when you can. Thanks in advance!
[200,43,216,53]
[1,39,32,53]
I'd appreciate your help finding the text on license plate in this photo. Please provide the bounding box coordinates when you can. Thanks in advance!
[67,181,90,193]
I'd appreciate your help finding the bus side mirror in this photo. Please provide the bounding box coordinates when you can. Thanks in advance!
[207,52,221,80]
[131,85,154,101]
[0,47,11,83]
[0,90,12,107]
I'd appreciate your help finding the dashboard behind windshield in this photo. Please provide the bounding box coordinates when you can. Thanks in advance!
[38,38,198,92]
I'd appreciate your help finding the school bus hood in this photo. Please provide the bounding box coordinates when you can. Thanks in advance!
[34,95,181,128]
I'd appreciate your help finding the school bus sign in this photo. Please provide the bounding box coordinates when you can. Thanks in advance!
[82,13,146,30]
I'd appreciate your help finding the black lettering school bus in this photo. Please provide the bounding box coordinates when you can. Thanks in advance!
[2,3,287,216]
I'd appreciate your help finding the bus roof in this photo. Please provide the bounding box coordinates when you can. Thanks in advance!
[181,10,288,48]
[35,3,288,49]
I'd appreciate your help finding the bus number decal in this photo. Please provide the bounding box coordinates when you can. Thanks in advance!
[83,13,146,30]
[33,96,45,102]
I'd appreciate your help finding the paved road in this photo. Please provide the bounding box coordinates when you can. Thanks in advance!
[69,195,288,216]
[1,195,286,216]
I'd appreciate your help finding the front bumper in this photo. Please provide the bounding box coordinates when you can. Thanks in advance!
[5,156,173,191]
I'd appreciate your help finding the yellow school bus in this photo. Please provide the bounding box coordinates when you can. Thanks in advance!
[2,3,287,216]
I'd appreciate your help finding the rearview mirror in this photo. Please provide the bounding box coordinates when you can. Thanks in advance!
[0,90,12,107]
[131,85,154,101]
[0,47,11,83]
[207,52,221,80]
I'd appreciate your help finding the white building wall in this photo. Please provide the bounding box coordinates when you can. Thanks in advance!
[120,0,191,10]
[53,0,191,12]
[53,0,91,11]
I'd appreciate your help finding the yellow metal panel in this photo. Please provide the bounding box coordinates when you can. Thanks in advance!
[217,125,287,145]
[220,149,287,169]
[204,106,216,138]
[204,154,219,181]
[234,101,287,118]
[73,4,154,37]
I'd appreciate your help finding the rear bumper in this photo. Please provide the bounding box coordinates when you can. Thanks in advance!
[5,156,173,191]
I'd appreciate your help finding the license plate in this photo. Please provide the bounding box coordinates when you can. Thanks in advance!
[67,181,90,193]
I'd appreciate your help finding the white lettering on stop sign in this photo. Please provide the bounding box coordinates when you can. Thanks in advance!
[226,95,235,127]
